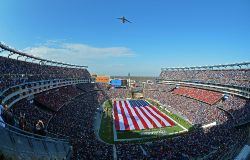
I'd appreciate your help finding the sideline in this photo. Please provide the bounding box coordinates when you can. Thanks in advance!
[115,129,187,142]
[140,145,147,156]
[112,102,118,141]
[94,104,102,139]
[113,145,117,160]
[94,102,113,145]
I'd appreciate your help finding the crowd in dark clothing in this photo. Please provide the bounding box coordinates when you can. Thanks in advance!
[12,100,52,128]
[116,143,148,159]
[146,126,247,159]
[0,97,47,137]
[48,90,113,160]
[115,126,248,160]
[35,85,83,111]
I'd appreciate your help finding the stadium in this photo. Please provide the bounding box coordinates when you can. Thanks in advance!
[1,1,250,160]
[0,42,249,159]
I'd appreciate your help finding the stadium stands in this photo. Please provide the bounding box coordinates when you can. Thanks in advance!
[0,56,90,92]
[12,100,53,129]
[35,85,83,111]
[216,95,250,125]
[116,143,147,159]
[144,83,250,127]
[107,88,131,99]
[143,126,248,159]
[173,87,223,105]
[160,69,250,87]
[0,48,250,160]
[48,91,113,160]
[144,88,226,125]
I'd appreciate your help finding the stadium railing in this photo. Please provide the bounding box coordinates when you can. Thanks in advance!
[0,120,72,159]
[0,78,91,108]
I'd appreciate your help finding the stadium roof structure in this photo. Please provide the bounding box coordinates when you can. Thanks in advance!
[0,42,88,69]
[161,61,250,71]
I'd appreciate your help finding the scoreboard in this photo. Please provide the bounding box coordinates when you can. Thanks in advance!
[110,79,122,86]
[110,79,128,87]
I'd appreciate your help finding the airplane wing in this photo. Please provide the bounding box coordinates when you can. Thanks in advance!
[116,17,132,23]
[125,19,132,23]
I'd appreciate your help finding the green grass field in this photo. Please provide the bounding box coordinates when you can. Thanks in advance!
[99,99,192,144]
[99,100,114,144]
[117,125,183,139]
[146,99,193,130]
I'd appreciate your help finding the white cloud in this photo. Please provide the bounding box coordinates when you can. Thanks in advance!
[22,42,135,62]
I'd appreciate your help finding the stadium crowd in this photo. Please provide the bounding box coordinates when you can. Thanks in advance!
[216,95,250,125]
[144,88,225,125]
[173,87,223,105]
[0,56,90,92]
[35,85,83,111]
[142,126,248,159]
[116,143,148,159]
[107,88,131,99]
[160,69,250,87]
[1,53,250,159]
[2,84,248,159]
[144,83,250,127]
[48,89,113,160]
[96,83,131,99]
[12,100,52,131]
[0,97,53,136]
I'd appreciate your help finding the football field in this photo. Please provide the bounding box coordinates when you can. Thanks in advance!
[113,100,175,131]
[99,99,192,143]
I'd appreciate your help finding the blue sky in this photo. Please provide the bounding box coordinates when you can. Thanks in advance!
[0,0,250,76]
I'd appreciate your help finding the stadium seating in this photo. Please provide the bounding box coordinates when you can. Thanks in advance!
[144,87,225,125]
[144,84,250,127]
[160,69,250,87]
[1,52,250,159]
[47,91,113,160]
[0,56,90,92]
[173,87,223,105]
[12,100,53,129]
[142,126,248,159]
[35,85,83,111]
[215,95,250,125]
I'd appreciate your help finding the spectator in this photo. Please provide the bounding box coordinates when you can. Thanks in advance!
[18,113,31,132]
[35,120,46,136]
[2,105,15,126]
[0,98,5,128]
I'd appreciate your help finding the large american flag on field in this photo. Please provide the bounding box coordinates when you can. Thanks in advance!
[113,100,175,131]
